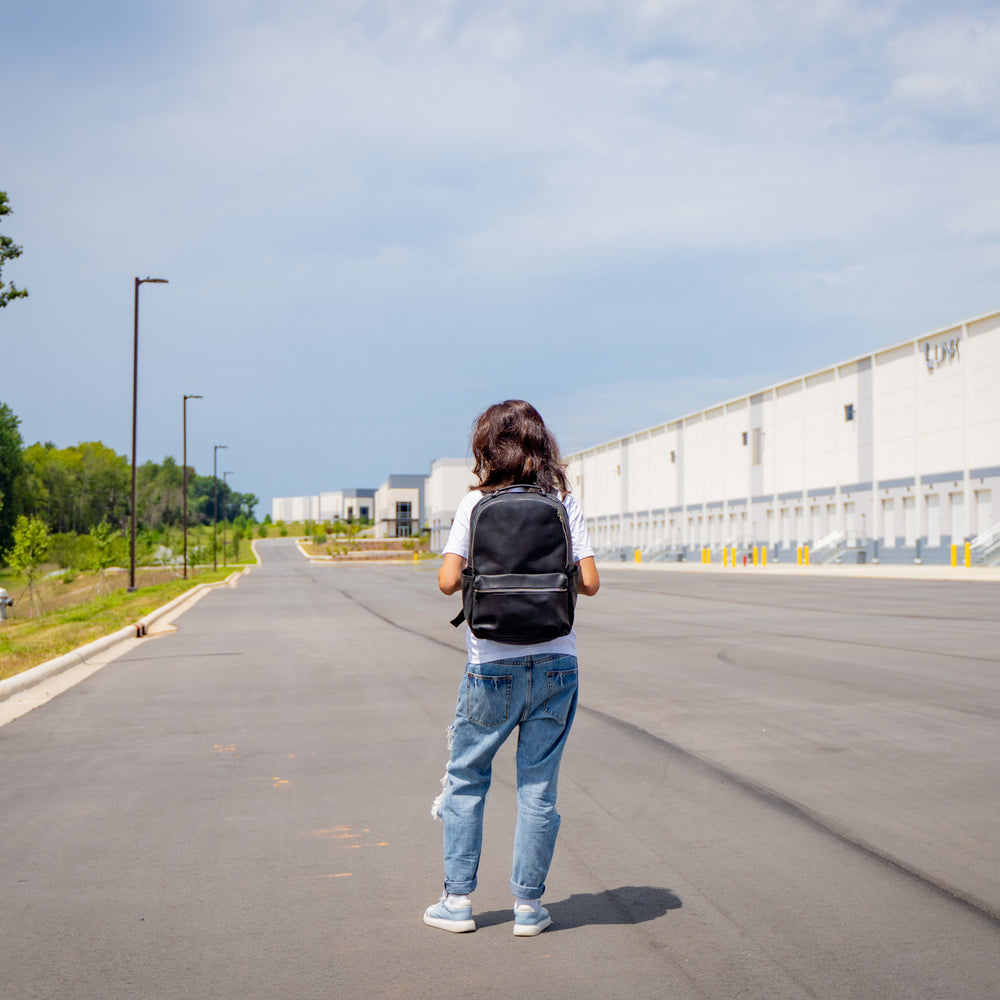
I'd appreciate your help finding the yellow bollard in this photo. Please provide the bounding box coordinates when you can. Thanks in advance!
[804,544,810,566]
[951,543,957,567]
[752,546,758,566]
[965,541,971,568]
[634,548,641,563]
[413,552,419,564]
[723,548,729,568]
[797,546,802,566]
[762,546,768,567]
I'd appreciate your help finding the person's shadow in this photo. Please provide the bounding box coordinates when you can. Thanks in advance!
[476,886,682,931]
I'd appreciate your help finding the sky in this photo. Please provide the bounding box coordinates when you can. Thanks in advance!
[3,0,1000,509]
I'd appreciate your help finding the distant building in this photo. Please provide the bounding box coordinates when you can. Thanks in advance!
[565,307,1000,566]
[271,489,374,524]
[273,462,474,548]
[320,489,375,523]
[425,457,477,551]
[271,494,320,523]
[374,475,426,538]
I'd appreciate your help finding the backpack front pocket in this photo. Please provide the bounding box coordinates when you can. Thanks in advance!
[469,573,573,644]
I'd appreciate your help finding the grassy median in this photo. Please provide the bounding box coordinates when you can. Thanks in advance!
[0,566,238,683]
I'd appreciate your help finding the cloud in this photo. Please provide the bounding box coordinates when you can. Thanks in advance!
[5,1,1000,502]
[887,13,1000,117]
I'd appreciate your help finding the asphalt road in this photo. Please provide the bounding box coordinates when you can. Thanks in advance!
[2,539,998,999]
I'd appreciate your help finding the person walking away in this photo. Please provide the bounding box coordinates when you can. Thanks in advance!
[424,399,600,937]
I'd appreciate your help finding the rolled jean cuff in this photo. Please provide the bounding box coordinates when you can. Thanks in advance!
[510,879,545,900]
[445,879,477,895]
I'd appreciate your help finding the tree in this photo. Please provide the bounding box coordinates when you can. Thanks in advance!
[24,440,129,534]
[0,401,27,552]
[0,192,28,309]
[137,456,184,528]
[5,514,49,617]
[241,493,259,522]
[88,522,123,594]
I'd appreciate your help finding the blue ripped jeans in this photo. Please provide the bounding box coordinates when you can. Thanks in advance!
[439,653,578,900]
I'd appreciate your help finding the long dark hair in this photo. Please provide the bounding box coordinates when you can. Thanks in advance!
[470,399,570,495]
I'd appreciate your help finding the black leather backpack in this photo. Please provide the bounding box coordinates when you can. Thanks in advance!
[450,486,579,644]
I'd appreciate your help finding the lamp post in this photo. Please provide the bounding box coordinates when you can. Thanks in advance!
[129,276,169,592]
[213,444,227,570]
[222,471,234,568]
[182,394,203,579]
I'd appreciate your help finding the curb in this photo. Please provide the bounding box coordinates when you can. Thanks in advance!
[0,569,246,705]
[595,559,1000,582]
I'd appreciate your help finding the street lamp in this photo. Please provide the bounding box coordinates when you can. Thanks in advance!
[213,444,227,570]
[222,471,234,568]
[129,276,169,592]
[182,394,203,579]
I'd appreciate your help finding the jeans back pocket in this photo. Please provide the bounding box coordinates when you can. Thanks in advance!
[543,667,578,723]
[464,671,514,727]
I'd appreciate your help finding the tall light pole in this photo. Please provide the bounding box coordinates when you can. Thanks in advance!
[222,471,234,568]
[182,394,203,579]
[213,444,227,570]
[129,276,169,592]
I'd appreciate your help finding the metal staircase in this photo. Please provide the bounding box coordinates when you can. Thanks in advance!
[970,523,1000,566]
[809,529,847,564]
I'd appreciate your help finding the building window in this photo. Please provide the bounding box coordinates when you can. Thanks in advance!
[741,431,748,446]
[845,404,855,421]
[395,501,413,538]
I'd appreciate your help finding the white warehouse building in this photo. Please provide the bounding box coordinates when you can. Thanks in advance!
[425,457,477,551]
[565,307,1000,566]
[270,463,474,543]
[271,489,375,524]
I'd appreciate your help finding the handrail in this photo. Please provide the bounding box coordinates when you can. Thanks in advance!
[970,522,1000,566]
[812,529,846,552]
[810,528,847,565]
[970,522,1000,553]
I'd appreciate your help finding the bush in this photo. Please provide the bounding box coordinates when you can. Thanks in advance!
[257,523,270,538]
[49,532,91,571]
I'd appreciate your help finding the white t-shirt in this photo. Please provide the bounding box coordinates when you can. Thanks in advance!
[443,489,595,664]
